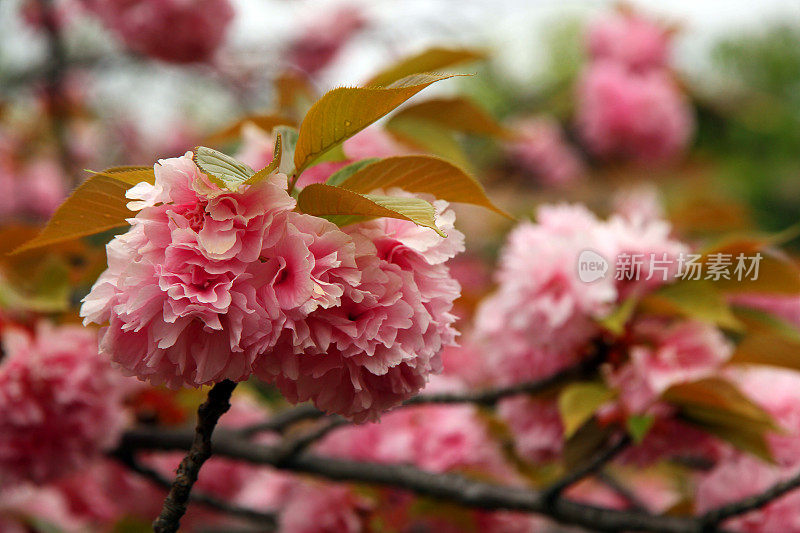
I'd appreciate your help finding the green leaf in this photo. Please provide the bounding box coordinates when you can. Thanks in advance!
[326,158,381,187]
[626,414,655,444]
[386,96,510,138]
[0,255,71,312]
[641,280,742,330]
[12,167,154,254]
[335,155,510,217]
[309,142,348,165]
[248,133,283,185]
[730,307,800,371]
[204,114,296,145]
[366,47,485,87]
[663,378,779,462]
[562,417,616,470]
[598,294,639,335]
[558,382,616,438]
[701,236,800,295]
[297,183,445,237]
[275,125,299,175]
[193,146,255,191]
[293,73,458,175]
[386,117,472,170]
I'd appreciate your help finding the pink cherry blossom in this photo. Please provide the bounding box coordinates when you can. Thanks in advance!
[0,483,86,533]
[287,5,366,76]
[49,459,160,530]
[474,204,617,386]
[82,0,234,64]
[612,184,665,225]
[614,320,733,410]
[587,11,672,71]
[603,210,688,297]
[21,0,81,31]
[319,375,517,479]
[0,154,67,222]
[0,323,130,485]
[576,61,693,163]
[730,366,800,466]
[255,199,464,422]
[280,482,368,533]
[506,117,585,187]
[475,202,688,389]
[18,159,68,218]
[603,319,732,466]
[80,152,299,388]
[440,337,493,388]
[498,396,565,463]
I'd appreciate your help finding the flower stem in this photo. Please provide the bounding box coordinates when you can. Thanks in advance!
[152,380,238,533]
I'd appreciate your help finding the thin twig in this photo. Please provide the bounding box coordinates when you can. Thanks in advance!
[236,403,326,438]
[152,380,238,533]
[700,466,800,528]
[542,435,632,503]
[112,450,277,528]
[239,354,603,438]
[406,352,603,407]
[273,416,349,465]
[596,470,649,512]
[38,0,75,183]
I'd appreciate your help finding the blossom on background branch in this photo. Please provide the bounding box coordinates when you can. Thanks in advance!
[116,410,800,533]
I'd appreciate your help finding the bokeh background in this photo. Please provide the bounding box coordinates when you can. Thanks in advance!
[3,1,800,531]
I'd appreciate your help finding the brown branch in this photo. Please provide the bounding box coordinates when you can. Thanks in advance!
[272,416,349,466]
[404,351,603,407]
[119,427,701,533]
[700,466,800,528]
[37,0,76,183]
[239,353,603,438]
[236,403,326,438]
[152,380,238,533]
[111,450,276,528]
[596,471,649,512]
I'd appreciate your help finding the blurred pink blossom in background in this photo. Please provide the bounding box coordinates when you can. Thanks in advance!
[0,323,132,485]
[81,0,235,63]
[587,10,673,72]
[287,5,366,76]
[506,117,585,187]
[576,61,694,163]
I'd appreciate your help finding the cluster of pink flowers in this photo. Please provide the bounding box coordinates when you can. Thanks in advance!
[505,117,585,187]
[0,136,67,221]
[0,322,132,485]
[587,11,672,72]
[576,10,693,163]
[318,375,516,478]
[473,202,715,463]
[287,5,366,76]
[81,150,463,421]
[254,197,464,422]
[81,0,234,63]
[475,202,686,387]
[312,373,539,531]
